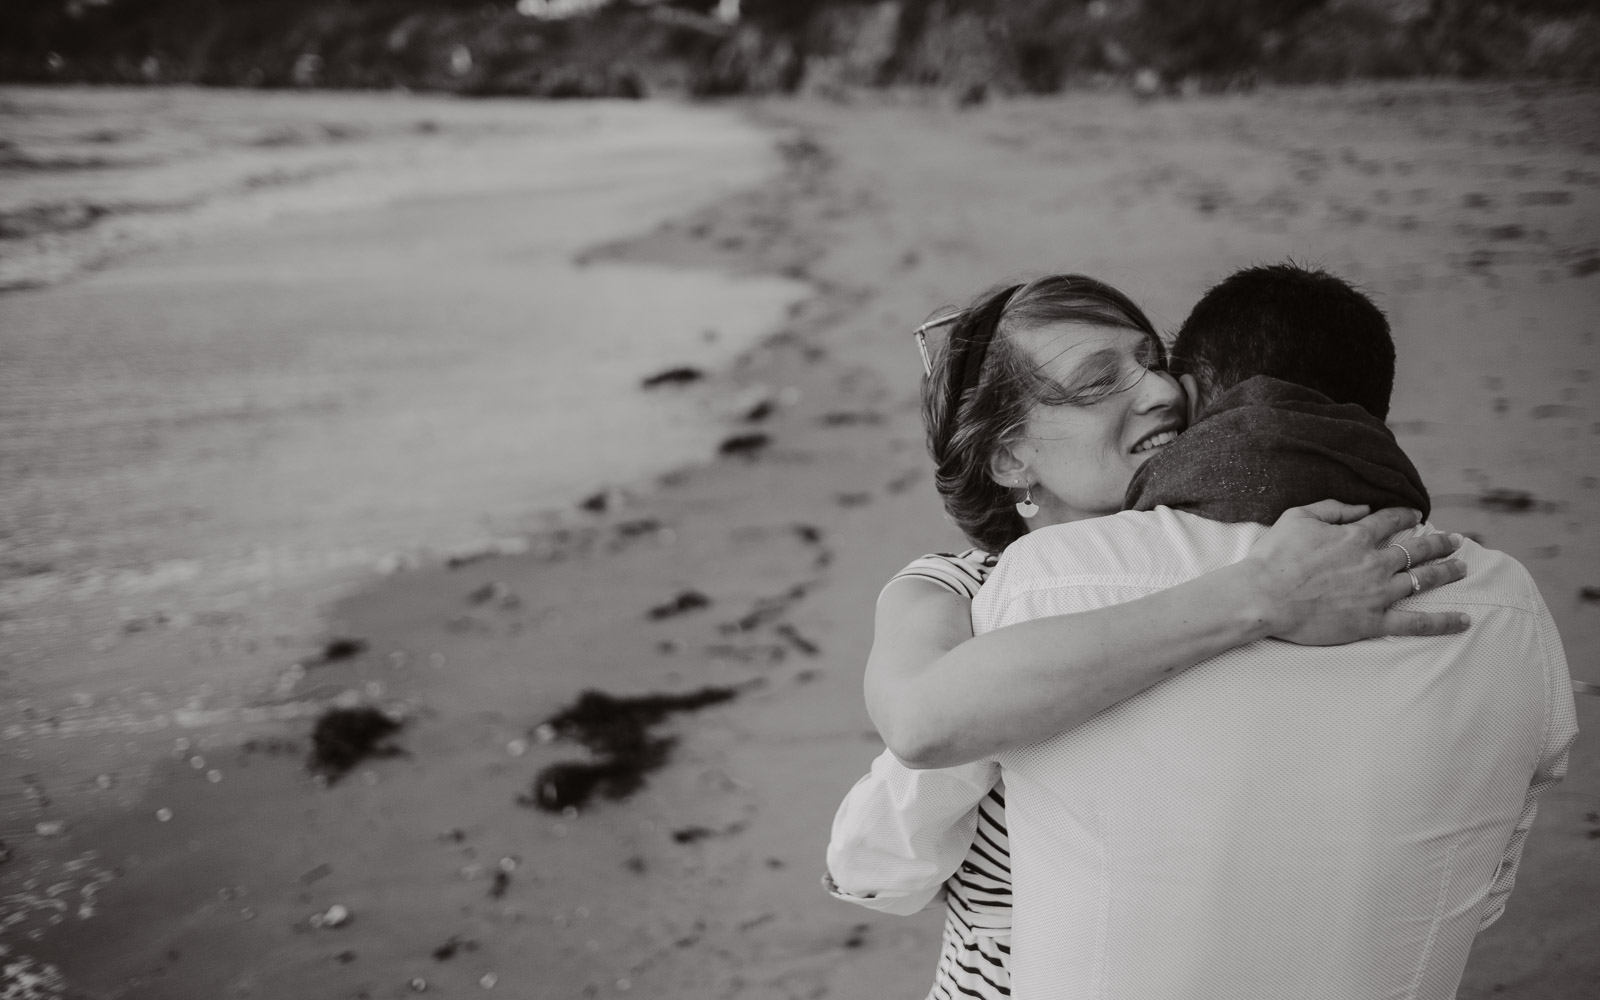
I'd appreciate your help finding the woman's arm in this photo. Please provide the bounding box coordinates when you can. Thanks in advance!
[869,503,1470,769]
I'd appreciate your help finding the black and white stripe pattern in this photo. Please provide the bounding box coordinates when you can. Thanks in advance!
[890,551,1013,1000]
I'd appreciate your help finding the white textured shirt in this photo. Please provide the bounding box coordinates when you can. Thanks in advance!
[827,508,1576,1000]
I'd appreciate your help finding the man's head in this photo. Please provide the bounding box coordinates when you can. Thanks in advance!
[1171,263,1395,419]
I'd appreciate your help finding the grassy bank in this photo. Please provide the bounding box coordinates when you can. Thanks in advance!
[3,1,1598,98]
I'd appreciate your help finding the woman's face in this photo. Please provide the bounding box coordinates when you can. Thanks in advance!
[1000,322,1186,525]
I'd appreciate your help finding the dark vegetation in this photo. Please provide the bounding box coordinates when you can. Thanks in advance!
[308,706,404,782]
[3,1,1596,96]
[522,686,739,811]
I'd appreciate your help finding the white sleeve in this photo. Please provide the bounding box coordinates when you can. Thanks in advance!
[1478,588,1579,930]
[824,749,1000,916]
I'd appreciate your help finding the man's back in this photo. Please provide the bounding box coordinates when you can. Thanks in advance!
[972,507,1575,999]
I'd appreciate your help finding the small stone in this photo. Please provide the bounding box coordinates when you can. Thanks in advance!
[410,977,428,992]
[534,723,557,744]
[35,820,66,837]
[480,973,498,989]
[616,978,632,992]
[174,737,191,753]
[96,774,113,789]
[322,904,351,927]
[207,770,223,783]
[506,738,528,758]
[497,856,518,873]
[240,907,255,920]
[156,808,173,822]
[190,755,206,770]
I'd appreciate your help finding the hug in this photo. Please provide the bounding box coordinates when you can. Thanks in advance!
[824,263,1577,999]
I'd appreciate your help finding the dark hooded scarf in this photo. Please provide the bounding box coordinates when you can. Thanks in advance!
[1124,375,1429,524]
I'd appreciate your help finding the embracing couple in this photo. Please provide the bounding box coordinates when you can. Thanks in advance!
[824,264,1577,999]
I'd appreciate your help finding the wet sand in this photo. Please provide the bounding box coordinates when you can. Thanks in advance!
[3,83,1598,998]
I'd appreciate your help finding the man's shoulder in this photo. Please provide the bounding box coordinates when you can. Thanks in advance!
[1424,531,1546,615]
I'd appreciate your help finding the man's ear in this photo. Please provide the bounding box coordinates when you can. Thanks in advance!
[1179,374,1204,426]
[987,439,1030,490]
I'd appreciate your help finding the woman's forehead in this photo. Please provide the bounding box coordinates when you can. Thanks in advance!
[1015,322,1150,371]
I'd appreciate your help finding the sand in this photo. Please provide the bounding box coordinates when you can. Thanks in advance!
[1,83,1597,998]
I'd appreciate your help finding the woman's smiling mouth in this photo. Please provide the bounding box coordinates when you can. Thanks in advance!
[1131,428,1180,455]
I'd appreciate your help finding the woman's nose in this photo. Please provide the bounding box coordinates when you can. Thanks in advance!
[1132,368,1185,414]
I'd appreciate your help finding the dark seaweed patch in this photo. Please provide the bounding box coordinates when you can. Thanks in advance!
[672,826,713,844]
[521,687,738,812]
[721,583,812,634]
[1579,587,1600,604]
[1478,488,1536,512]
[320,637,368,662]
[431,936,478,961]
[718,433,770,457]
[647,590,710,620]
[308,707,402,783]
[640,366,704,389]
[775,623,820,657]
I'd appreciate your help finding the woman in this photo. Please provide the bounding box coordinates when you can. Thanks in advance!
[825,275,1466,999]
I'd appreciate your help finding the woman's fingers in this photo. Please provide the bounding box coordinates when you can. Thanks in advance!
[1387,531,1463,571]
[1380,609,1473,637]
[1387,557,1468,603]
[1292,500,1373,526]
[1356,506,1424,541]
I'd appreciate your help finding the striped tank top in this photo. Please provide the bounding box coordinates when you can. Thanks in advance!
[891,550,1013,1000]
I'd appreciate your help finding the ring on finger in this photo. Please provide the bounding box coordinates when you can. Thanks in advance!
[1407,569,1421,596]
[1389,541,1413,571]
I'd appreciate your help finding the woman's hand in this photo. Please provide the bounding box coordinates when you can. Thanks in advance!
[1241,501,1469,646]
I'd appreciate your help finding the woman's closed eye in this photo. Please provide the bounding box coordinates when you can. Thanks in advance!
[1037,354,1149,406]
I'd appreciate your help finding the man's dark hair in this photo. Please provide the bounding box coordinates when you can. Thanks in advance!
[1170,263,1395,420]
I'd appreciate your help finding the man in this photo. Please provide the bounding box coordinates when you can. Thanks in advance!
[828,264,1576,998]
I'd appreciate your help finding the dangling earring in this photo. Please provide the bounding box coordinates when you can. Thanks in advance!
[1015,486,1039,519]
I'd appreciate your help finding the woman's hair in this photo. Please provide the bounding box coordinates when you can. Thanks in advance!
[921,274,1164,554]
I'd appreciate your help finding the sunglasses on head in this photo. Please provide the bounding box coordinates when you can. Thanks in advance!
[912,310,965,378]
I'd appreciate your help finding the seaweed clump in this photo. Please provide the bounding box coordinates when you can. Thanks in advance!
[522,687,737,813]
[308,707,403,783]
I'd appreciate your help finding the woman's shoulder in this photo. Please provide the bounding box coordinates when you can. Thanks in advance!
[887,548,998,600]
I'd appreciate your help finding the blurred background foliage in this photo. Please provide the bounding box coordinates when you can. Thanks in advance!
[2,0,1597,97]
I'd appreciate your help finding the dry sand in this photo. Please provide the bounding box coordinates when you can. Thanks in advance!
[2,83,1597,998]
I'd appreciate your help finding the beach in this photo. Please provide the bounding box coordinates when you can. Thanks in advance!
[1,83,1596,998]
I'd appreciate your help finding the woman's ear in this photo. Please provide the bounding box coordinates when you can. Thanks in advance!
[1179,373,1204,426]
[987,439,1030,490]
